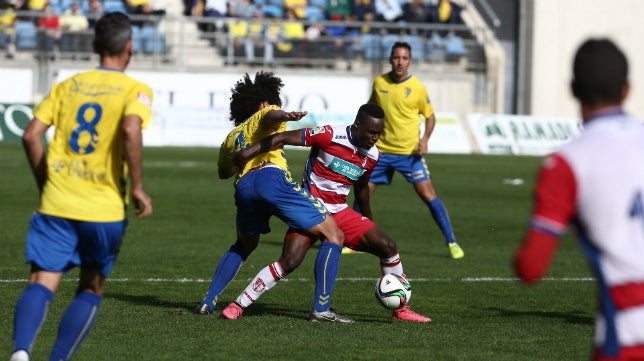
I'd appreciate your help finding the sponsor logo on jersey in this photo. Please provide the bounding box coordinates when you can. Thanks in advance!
[405,87,411,98]
[329,157,365,181]
[335,135,347,139]
[137,92,152,108]
[309,126,326,136]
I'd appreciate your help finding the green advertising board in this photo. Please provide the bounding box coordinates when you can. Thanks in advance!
[0,103,34,143]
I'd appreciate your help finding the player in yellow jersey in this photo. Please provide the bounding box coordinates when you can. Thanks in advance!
[361,41,464,259]
[10,12,153,361]
[195,72,354,323]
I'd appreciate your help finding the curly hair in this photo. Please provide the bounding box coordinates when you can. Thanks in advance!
[229,71,284,126]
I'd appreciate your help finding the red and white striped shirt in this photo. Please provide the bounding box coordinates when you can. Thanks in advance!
[300,125,379,213]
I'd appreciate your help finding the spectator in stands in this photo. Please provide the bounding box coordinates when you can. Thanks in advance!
[349,0,374,21]
[284,0,307,19]
[403,0,431,35]
[59,1,90,55]
[374,0,402,23]
[15,0,46,17]
[87,0,104,28]
[326,13,353,70]
[193,0,226,39]
[326,0,350,19]
[276,7,305,58]
[431,0,462,37]
[0,0,16,57]
[37,4,61,52]
[126,0,166,27]
[243,8,275,67]
[228,0,254,18]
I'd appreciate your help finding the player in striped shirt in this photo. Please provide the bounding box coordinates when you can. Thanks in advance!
[514,39,644,361]
[220,103,432,322]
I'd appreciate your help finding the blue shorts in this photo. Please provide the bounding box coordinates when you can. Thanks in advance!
[235,166,329,236]
[369,153,431,185]
[25,212,127,276]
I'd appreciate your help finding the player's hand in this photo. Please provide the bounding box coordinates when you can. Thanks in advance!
[131,188,152,219]
[283,111,308,121]
[414,140,428,155]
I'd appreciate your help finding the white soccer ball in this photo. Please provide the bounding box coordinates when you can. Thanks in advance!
[374,274,411,310]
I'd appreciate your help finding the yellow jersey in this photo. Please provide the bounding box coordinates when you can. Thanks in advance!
[34,67,153,222]
[369,73,434,154]
[218,105,291,185]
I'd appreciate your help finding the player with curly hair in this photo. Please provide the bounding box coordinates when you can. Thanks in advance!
[220,103,432,322]
[195,71,354,322]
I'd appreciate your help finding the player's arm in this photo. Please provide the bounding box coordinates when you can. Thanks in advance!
[218,164,240,180]
[232,129,304,167]
[353,175,373,220]
[514,154,576,284]
[262,109,308,124]
[417,113,436,155]
[123,114,152,219]
[22,118,50,193]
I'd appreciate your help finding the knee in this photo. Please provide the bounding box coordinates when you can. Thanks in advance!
[230,239,258,261]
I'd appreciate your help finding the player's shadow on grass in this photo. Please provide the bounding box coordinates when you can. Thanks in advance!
[105,292,198,312]
[485,306,593,325]
[244,303,392,323]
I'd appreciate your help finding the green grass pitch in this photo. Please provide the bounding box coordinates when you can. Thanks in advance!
[0,143,595,360]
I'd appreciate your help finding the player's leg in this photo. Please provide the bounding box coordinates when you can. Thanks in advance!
[48,270,105,361]
[47,218,125,361]
[12,213,75,361]
[403,155,464,259]
[222,231,313,319]
[197,170,269,314]
[306,215,348,319]
[347,211,430,322]
[12,267,61,361]
[261,168,350,321]
[197,234,259,315]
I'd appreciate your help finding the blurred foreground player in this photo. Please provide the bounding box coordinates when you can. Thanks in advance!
[11,12,153,361]
[514,38,644,361]
[221,103,431,322]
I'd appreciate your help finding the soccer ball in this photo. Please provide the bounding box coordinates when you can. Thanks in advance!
[374,274,411,310]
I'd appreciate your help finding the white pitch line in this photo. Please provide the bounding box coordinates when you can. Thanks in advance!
[0,277,596,283]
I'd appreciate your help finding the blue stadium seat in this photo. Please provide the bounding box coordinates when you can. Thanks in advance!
[263,4,284,18]
[142,25,166,54]
[266,0,284,7]
[15,21,38,50]
[361,33,382,60]
[380,34,400,59]
[131,25,142,53]
[104,0,127,13]
[308,0,326,9]
[305,6,326,21]
[403,34,425,61]
[444,35,467,57]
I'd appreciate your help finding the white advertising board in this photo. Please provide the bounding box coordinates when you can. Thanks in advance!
[56,70,371,146]
[467,113,582,156]
[0,68,33,103]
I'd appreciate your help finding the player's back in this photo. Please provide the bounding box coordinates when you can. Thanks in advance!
[560,114,644,284]
[218,105,290,183]
[36,68,153,222]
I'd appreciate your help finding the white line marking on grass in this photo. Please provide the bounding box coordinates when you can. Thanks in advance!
[0,277,596,283]
[144,161,208,168]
